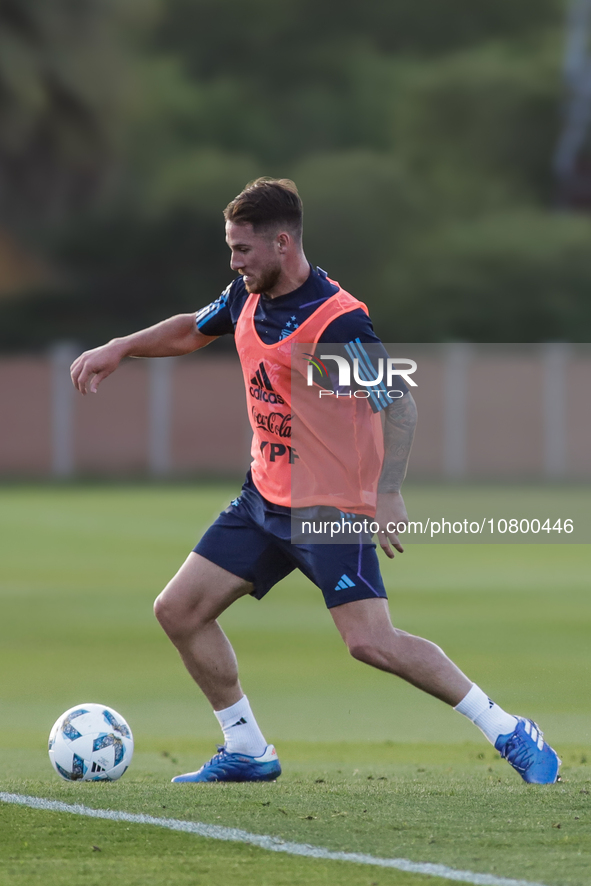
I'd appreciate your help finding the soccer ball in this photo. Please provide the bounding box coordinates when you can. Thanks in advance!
[48,703,134,782]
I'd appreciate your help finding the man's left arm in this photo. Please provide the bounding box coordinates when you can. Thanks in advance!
[375,391,418,559]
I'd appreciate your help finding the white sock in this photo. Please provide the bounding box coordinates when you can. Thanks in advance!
[214,695,267,757]
[454,684,518,745]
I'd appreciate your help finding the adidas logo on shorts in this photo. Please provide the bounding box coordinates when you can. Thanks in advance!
[334,574,356,591]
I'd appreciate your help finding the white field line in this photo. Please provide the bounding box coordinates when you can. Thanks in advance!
[0,791,547,886]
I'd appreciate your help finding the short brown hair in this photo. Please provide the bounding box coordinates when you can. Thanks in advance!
[224,177,303,240]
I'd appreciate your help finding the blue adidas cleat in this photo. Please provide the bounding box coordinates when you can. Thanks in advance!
[171,744,281,783]
[495,718,561,784]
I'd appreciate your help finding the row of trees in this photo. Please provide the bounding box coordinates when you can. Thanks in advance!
[1,0,589,348]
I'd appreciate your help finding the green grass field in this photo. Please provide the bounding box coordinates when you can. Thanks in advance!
[0,483,589,886]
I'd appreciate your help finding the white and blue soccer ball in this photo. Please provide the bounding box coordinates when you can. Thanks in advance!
[48,703,134,782]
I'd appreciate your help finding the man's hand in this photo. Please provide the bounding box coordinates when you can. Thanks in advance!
[70,341,127,395]
[70,314,214,395]
[374,491,409,559]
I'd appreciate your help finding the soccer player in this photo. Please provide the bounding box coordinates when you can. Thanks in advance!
[70,178,560,785]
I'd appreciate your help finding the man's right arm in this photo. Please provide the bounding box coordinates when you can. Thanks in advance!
[70,313,216,395]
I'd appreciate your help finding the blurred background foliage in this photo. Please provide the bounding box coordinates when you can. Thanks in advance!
[0,0,588,348]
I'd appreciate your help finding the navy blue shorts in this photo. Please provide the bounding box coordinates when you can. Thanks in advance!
[193,474,387,610]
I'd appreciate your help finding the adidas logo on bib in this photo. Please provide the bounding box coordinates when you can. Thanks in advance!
[249,362,285,405]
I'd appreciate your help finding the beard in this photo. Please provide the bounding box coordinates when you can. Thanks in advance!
[243,261,282,294]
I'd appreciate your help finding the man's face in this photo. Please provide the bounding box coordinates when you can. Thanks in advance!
[225,221,282,294]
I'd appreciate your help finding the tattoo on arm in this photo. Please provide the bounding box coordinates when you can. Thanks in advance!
[378,393,418,493]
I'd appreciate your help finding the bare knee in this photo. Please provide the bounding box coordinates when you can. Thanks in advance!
[346,638,371,664]
[346,627,409,672]
[153,587,206,642]
[154,570,248,643]
[154,553,252,644]
[153,589,180,639]
[153,590,169,628]
[347,639,398,671]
